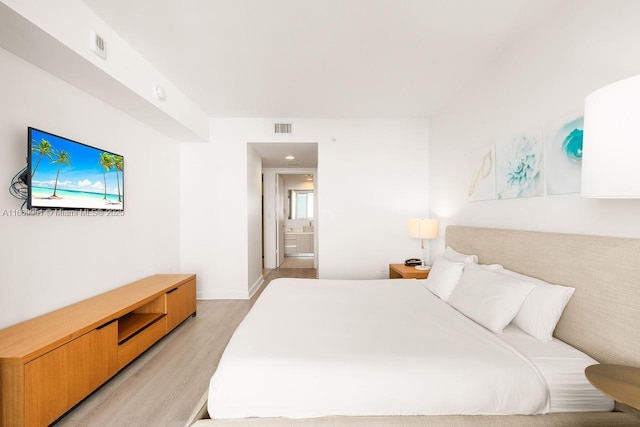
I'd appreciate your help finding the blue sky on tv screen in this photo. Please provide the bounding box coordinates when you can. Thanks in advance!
[29,129,123,196]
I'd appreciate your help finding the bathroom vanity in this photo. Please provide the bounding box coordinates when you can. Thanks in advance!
[284,231,314,256]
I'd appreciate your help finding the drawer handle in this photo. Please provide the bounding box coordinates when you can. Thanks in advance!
[96,319,116,329]
[167,287,179,294]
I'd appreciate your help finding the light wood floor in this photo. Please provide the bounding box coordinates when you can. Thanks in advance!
[280,256,315,269]
[54,268,316,427]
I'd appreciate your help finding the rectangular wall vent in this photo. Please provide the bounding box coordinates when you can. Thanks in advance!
[90,30,107,59]
[274,123,292,134]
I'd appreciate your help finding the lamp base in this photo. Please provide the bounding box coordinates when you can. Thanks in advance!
[415,265,431,271]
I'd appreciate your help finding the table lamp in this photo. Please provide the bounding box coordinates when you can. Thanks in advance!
[582,75,640,198]
[408,218,439,270]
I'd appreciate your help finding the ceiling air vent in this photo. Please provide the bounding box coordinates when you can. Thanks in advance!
[274,123,292,134]
[90,30,107,59]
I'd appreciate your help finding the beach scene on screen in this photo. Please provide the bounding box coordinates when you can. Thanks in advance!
[29,129,124,210]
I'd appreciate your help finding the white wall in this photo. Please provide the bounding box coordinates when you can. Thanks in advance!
[318,120,430,278]
[429,0,640,253]
[247,145,263,295]
[181,118,429,299]
[0,47,181,329]
[0,0,209,141]
[277,174,285,267]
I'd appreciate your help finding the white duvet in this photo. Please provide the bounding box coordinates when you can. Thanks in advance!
[208,278,549,419]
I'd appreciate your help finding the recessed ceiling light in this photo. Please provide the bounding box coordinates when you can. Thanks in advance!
[285,155,295,160]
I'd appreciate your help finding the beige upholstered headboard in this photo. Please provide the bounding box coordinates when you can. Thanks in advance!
[446,226,640,367]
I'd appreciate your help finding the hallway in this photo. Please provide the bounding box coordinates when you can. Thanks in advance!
[280,257,314,269]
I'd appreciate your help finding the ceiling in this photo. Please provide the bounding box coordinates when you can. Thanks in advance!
[81,0,568,119]
[249,143,318,168]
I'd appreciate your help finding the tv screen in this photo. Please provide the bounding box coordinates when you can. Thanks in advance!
[28,127,124,211]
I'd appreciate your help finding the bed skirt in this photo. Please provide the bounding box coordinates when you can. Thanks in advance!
[192,412,640,427]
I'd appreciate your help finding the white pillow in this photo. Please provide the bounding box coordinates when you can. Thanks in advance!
[496,268,575,341]
[473,262,504,271]
[424,257,465,301]
[448,264,535,333]
[443,246,479,264]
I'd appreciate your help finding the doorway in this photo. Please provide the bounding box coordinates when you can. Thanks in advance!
[280,174,315,269]
[248,142,318,276]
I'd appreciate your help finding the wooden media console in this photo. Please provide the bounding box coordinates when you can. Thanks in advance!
[0,274,196,427]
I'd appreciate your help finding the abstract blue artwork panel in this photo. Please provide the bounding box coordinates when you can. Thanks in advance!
[545,114,583,195]
[496,128,544,199]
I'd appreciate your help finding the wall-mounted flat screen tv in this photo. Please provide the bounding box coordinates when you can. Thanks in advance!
[28,127,124,211]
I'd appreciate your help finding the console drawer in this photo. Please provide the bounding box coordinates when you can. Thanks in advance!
[166,279,197,332]
[25,322,118,427]
[117,316,166,369]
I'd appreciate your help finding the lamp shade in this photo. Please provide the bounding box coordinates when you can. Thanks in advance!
[582,75,640,198]
[408,218,438,239]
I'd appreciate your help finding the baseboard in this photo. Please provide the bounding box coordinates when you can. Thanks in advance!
[196,275,264,300]
[197,290,249,300]
[248,275,264,298]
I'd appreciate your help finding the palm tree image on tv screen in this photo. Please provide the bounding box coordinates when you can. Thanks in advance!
[28,128,124,210]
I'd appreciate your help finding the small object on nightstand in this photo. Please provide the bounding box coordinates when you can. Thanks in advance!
[389,264,430,280]
[585,364,640,410]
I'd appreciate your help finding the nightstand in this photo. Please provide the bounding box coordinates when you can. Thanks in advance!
[389,264,430,279]
[585,364,640,410]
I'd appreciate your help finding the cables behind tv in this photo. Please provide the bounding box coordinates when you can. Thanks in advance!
[10,166,28,210]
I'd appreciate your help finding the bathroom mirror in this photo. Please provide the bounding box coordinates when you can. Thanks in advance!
[288,190,314,219]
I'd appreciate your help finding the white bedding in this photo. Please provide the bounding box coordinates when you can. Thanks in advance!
[498,325,614,413]
[209,278,550,419]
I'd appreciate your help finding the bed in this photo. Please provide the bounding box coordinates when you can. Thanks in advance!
[192,226,640,426]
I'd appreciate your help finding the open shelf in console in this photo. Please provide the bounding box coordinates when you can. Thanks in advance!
[117,313,165,344]
[117,293,166,344]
